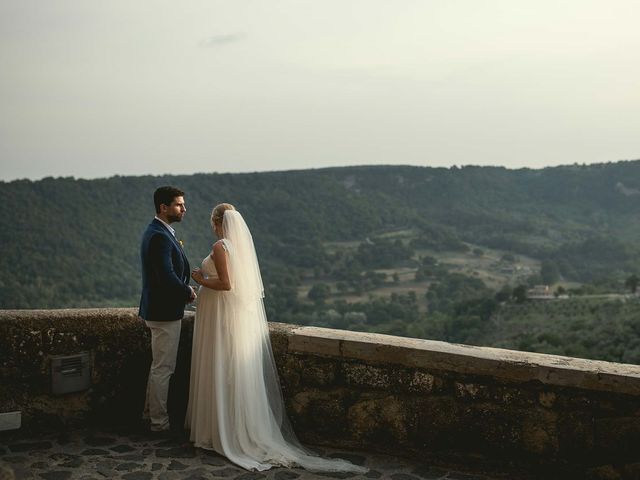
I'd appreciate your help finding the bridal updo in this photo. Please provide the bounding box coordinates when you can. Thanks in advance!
[211,203,236,229]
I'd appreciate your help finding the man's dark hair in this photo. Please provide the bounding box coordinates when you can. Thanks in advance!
[154,186,185,214]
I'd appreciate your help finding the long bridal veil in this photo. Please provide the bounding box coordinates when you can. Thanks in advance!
[218,210,366,472]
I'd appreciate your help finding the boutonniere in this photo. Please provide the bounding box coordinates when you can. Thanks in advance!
[179,239,184,248]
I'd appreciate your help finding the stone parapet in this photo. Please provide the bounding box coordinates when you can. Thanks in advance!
[1,309,639,479]
[282,325,640,395]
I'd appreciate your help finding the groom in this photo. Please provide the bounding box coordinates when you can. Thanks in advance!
[139,186,196,433]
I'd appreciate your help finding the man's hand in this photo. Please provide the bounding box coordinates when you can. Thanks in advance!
[188,286,197,303]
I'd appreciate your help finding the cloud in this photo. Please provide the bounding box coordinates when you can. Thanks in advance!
[199,33,246,48]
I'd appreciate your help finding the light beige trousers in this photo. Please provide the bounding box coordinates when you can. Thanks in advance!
[144,319,181,432]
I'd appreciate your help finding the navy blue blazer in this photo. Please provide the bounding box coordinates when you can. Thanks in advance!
[138,218,192,321]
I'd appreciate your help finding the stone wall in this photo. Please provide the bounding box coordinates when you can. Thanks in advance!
[0,309,157,430]
[1,309,639,479]
[274,324,640,479]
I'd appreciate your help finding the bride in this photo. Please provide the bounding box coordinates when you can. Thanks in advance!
[185,203,366,473]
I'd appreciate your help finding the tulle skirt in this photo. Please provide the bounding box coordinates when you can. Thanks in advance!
[185,286,366,473]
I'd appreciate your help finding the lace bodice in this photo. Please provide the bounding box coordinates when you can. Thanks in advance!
[200,240,228,280]
[200,255,218,279]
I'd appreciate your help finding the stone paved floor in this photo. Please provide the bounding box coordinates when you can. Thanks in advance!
[0,428,520,480]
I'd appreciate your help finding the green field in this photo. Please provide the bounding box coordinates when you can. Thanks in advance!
[299,235,543,308]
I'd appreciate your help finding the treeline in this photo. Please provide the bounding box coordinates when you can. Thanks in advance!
[3,161,640,307]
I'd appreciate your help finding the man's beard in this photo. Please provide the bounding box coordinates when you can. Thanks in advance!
[167,213,183,223]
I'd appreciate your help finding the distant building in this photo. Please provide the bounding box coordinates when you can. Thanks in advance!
[527,285,554,300]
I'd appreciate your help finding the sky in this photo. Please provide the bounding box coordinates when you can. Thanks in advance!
[1,1,639,182]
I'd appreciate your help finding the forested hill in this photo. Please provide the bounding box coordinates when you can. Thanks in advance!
[2,160,640,310]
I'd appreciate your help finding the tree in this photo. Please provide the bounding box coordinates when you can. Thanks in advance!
[495,285,512,303]
[625,275,639,294]
[307,283,331,304]
[540,260,560,284]
[512,285,527,303]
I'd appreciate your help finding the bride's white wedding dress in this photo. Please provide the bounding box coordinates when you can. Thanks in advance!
[184,211,365,473]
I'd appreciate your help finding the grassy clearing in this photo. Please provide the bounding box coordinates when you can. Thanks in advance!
[300,236,547,307]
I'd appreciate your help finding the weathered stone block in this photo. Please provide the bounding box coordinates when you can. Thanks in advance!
[538,391,556,408]
[346,395,410,445]
[412,396,464,451]
[342,363,391,390]
[299,357,337,387]
[267,322,294,359]
[584,464,622,480]
[463,403,524,456]
[621,462,640,480]
[521,409,559,457]
[453,382,486,401]
[277,356,303,390]
[408,371,437,394]
[595,417,640,461]
[288,388,351,439]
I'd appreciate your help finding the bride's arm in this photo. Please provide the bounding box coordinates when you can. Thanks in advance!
[191,242,231,291]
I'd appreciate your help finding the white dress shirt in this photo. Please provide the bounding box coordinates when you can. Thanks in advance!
[154,216,176,237]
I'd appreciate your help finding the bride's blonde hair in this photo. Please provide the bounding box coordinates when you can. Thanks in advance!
[211,203,236,229]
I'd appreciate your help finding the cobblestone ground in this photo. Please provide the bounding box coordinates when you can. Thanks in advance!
[0,428,515,480]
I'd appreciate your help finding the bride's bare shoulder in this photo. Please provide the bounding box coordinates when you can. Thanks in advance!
[209,240,224,259]
[213,240,228,252]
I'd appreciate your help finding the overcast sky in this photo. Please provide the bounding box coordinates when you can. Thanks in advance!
[1,1,639,182]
